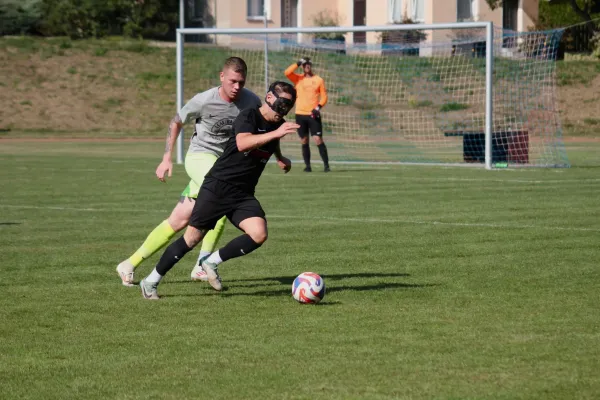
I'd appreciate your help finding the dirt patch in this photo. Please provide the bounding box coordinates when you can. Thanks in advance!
[0,137,163,142]
[563,136,600,143]
[0,44,175,133]
[1,39,599,140]
[556,74,600,137]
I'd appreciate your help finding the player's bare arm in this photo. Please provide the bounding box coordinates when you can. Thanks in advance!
[274,142,292,173]
[156,114,183,182]
[236,122,300,152]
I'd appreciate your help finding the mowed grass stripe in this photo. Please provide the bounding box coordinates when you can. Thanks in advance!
[1,141,599,399]
[1,204,598,233]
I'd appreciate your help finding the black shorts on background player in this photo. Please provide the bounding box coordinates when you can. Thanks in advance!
[296,114,322,138]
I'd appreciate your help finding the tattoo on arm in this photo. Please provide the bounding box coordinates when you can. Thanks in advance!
[165,115,182,153]
[164,130,172,153]
[178,196,196,204]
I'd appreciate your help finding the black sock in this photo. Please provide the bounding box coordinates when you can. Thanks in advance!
[219,234,262,262]
[302,143,311,167]
[318,143,329,167]
[155,236,193,276]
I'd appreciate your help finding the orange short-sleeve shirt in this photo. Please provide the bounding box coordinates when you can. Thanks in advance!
[284,63,328,116]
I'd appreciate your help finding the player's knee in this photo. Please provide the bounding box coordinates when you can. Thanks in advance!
[248,230,268,245]
[168,197,194,230]
[168,215,190,231]
[183,226,203,247]
[300,137,309,145]
[314,136,324,145]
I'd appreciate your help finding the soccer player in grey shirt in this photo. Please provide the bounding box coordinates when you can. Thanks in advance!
[117,57,261,286]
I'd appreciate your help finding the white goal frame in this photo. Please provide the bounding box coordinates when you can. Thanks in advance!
[175,22,495,169]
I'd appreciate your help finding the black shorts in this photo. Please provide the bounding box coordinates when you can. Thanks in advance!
[296,114,323,139]
[189,178,266,231]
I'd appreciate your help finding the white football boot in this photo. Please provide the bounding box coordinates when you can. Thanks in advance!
[116,260,135,287]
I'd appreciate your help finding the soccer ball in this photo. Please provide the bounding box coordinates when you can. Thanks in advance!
[292,272,325,304]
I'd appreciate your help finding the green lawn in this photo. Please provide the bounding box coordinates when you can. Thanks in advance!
[1,140,599,399]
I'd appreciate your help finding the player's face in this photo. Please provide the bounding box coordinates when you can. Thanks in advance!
[220,68,246,101]
[266,92,293,122]
[302,63,312,75]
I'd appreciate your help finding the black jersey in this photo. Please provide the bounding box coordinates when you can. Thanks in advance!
[205,106,284,193]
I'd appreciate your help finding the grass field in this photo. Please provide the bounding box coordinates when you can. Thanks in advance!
[1,139,599,399]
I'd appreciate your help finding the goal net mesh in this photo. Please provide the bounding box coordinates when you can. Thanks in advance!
[181,26,568,167]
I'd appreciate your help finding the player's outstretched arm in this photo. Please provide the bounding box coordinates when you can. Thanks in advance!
[236,122,300,152]
[155,114,183,182]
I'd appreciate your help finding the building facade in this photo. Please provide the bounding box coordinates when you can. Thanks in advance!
[205,0,539,45]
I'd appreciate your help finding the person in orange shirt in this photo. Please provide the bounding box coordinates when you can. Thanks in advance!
[284,57,330,172]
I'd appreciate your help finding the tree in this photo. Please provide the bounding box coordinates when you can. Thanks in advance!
[485,0,598,34]
[310,10,345,41]
[0,0,42,35]
[35,0,179,39]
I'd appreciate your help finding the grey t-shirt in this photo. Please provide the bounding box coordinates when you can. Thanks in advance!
[178,87,262,156]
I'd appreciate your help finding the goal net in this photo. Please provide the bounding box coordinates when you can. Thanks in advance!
[178,24,569,168]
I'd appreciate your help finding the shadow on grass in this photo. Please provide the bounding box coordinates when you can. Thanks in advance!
[165,272,411,287]
[0,222,21,225]
[229,272,412,286]
[162,278,437,299]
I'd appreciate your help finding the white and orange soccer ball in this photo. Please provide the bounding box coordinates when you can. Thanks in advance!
[292,272,325,304]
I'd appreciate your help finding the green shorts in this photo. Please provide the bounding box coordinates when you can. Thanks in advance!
[180,152,219,199]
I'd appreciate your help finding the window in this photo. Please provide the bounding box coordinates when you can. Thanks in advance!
[388,0,403,23]
[457,0,471,21]
[191,0,205,21]
[411,0,424,23]
[247,0,270,20]
[457,0,476,21]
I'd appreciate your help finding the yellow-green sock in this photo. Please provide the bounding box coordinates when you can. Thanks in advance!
[129,220,176,268]
[199,216,227,254]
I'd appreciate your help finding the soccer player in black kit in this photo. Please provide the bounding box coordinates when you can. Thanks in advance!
[139,81,299,299]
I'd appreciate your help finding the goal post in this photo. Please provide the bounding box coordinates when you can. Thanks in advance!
[175,23,568,169]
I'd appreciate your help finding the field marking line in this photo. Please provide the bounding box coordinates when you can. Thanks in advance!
[10,166,600,184]
[1,204,598,233]
[263,175,600,184]
[269,214,600,232]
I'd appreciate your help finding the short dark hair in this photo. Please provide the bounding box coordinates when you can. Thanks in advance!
[269,81,297,104]
[223,57,247,76]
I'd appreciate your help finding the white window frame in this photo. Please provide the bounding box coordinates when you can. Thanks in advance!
[247,0,271,21]
[517,0,524,32]
[388,0,403,23]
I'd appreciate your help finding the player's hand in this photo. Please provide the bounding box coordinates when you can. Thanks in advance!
[156,159,173,182]
[275,122,300,138]
[297,57,309,66]
[311,108,321,119]
[277,156,292,173]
